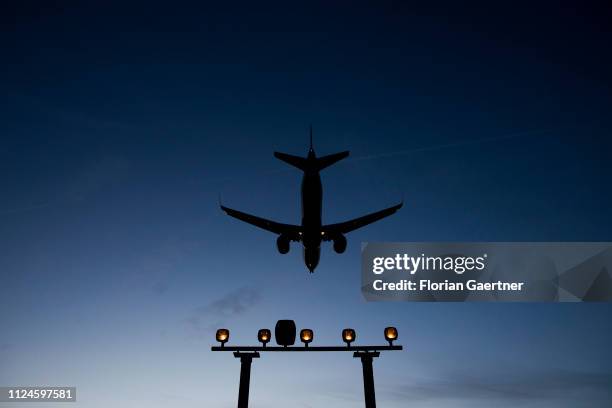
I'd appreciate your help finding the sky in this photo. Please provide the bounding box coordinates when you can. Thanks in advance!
[1,1,612,407]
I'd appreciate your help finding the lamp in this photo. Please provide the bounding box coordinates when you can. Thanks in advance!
[216,328,229,347]
[342,328,356,347]
[384,327,398,346]
[300,329,314,347]
[258,329,271,347]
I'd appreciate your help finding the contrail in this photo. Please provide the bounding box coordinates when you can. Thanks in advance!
[205,128,554,191]
[348,128,554,162]
[0,201,55,216]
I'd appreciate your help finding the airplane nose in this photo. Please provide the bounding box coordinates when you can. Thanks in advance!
[304,247,320,273]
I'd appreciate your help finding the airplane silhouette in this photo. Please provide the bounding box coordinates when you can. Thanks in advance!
[220,127,402,272]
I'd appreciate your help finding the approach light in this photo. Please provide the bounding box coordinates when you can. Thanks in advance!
[384,327,398,346]
[342,328,356,347]
[216,328,230,347]
[258,329,271,347]
[300,329,314,347]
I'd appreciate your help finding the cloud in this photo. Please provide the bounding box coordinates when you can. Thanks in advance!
[120,237,203,296]
[382,368,612,406]
[152,280,170,295]
[185,286,261,337]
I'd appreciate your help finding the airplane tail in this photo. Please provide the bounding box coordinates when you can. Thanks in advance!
[274,126,349,171]
[274,151,349,171]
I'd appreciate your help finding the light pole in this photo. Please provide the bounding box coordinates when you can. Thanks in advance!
[354,351,379,408]
[212,321,402,408]
[233,352,259,408]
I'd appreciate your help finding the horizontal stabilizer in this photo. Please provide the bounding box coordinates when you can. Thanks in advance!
[274,152,308,170]
[316,151,349,170]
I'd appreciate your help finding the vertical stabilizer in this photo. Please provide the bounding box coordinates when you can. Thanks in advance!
[309,124,313,152]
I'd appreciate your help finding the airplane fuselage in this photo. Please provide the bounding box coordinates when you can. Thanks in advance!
[300,165,323,271]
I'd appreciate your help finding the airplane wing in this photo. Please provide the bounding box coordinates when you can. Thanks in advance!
[220,205,302,239]
[322,202,403,236]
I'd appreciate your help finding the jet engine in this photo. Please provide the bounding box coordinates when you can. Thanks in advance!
[333,234,347,254]
[276,234,290,254]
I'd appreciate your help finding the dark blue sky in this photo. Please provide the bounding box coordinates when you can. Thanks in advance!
[1,2,611,407]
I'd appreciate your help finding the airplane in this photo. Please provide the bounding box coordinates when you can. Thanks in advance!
[220,127,402,272]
